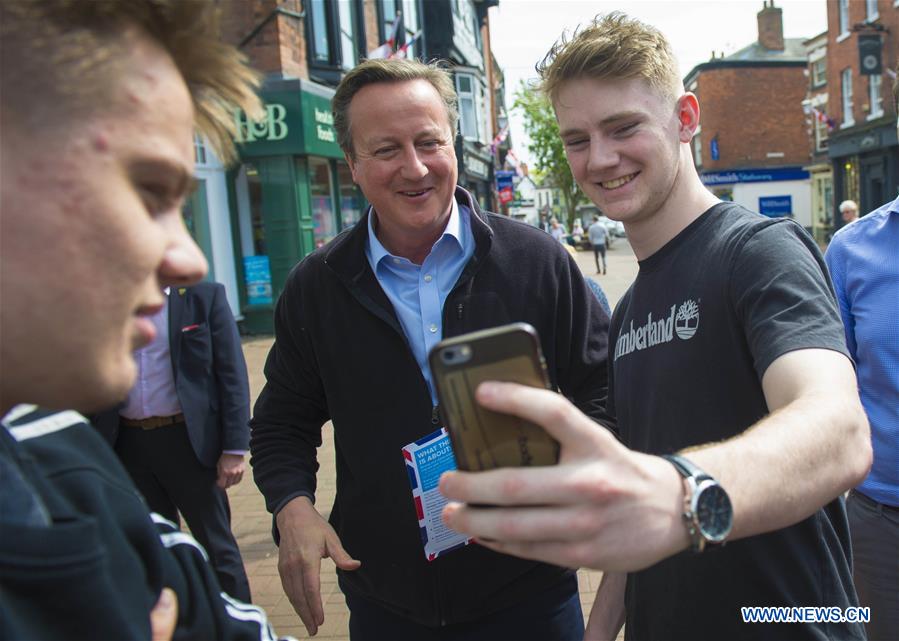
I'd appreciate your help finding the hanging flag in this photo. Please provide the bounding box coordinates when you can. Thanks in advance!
[368,12,403,60]
[506,149,523,176]
[489,123,510,154]
[812,107,836,131]
[392,30,421,59]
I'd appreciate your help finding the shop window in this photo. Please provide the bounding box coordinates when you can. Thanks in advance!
[309,157,337,249]
[868,74,883,118]
[337,162,364,229]
[841,68,854,126]
[244,164,266,256]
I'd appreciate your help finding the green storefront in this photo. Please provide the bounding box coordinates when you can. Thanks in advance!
[229,79,364,334]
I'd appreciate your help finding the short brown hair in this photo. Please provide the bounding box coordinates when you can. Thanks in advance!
[0,0,261,164]
[537,12,682,104]
[333,58,459,156]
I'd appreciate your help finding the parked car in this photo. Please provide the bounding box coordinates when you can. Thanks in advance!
[595,216,624,246]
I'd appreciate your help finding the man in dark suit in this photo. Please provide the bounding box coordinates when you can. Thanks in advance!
[101,281,252,602]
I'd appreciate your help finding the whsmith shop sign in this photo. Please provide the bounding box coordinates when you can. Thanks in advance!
[234,79,342,159]
[701,167,809,186]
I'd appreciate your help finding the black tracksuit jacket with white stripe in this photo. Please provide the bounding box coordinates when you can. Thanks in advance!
[0,406,291,641]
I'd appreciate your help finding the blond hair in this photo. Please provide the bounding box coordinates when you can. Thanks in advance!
[0,0,261,164]
[333,58,458,156]
[537,12,682,104]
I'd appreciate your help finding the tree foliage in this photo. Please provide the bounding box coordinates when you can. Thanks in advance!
[512,81,583,230]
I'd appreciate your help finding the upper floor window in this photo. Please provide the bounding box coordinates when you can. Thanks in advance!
[308,0,362,72]
[454,0,482,50]
[693,133,703,167]
[865,0,879,21]
[379,0,422,58]
[456,73,480,141]
[337,2,358,69]
[841,68,854,126]
[868,74,883,118]
[815,117,829,152]
[838,0,850,35]
[811,58,827,87]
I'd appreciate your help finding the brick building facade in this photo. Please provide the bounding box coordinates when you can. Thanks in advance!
[685,1,813,227]
[825,0,898,223]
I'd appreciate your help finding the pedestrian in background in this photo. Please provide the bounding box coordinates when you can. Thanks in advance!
[588,215,608,274]
[550,217,566,243]
[839,199,859,225]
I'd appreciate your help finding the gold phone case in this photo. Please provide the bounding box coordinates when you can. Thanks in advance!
[429,323,559,471]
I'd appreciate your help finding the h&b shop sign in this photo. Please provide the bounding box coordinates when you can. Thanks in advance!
[235,81,343,159]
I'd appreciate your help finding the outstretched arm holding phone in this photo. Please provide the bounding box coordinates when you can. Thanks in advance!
[440,348,870,571]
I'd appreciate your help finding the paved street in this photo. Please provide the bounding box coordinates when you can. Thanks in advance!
[232,238,639,639]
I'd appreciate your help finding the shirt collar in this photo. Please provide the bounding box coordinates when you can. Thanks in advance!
[367,196,463,267]
[887,195,899,215]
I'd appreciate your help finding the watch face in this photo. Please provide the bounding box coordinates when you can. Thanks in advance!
[695,482,733,543]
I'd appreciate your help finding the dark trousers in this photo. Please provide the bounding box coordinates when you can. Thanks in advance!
[848,490,899,641]
[592,243,607,272]
[344,574,582,641]
[116,420,251,602]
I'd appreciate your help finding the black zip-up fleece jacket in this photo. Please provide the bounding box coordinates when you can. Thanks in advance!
[250,187,613,627]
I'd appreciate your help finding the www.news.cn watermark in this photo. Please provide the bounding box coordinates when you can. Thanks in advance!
[741,606,870,624]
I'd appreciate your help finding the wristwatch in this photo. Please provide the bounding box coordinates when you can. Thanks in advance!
[662,454,733,553]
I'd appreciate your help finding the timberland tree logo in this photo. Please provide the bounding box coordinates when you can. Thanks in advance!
[675,300,700,339]
[614,299,700,361]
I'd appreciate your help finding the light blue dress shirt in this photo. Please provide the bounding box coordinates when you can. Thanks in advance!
[825,196,899,507]
[365,199,475,404]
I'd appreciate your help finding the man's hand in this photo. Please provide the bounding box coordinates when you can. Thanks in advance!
[439,382,689,572]
[216,453,246,489]
[150,588,178,641]
[276,496,361,636]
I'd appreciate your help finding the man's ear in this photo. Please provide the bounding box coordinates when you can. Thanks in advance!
[676,93,700,143]
[344,152,358,183]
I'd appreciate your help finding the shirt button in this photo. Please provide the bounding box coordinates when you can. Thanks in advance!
[424,274,433,283]
[429,324,438,333]
[393,258,402,265]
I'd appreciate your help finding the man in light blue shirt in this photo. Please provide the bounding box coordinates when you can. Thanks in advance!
[251,57,611,640]
[366,196,474,403]
[825,193,899,641]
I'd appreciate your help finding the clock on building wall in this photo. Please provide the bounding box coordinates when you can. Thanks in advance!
[858,35,882,76]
